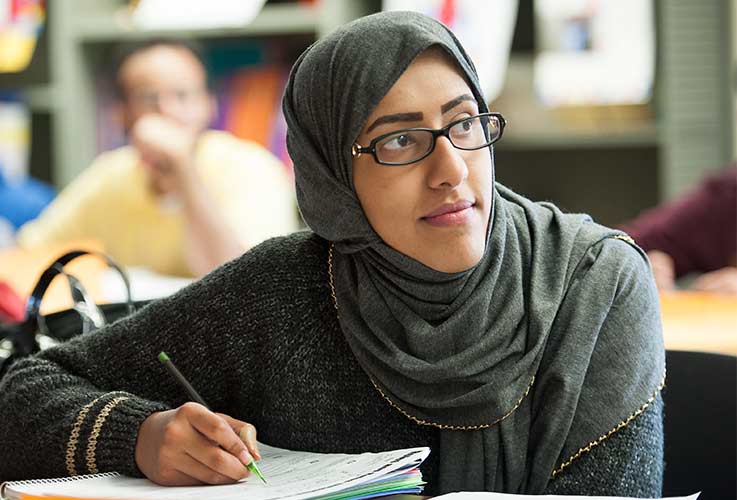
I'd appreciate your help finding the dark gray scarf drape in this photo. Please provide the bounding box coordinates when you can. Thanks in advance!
[283,11,663,494]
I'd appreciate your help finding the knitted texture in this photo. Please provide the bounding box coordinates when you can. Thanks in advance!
[0,231,663,496]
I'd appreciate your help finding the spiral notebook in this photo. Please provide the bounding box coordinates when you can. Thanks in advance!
[0,444,429,500]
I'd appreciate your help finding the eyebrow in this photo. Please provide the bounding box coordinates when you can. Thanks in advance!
[441,93,476,114]
[364,93,477,134]
[366,112,423,133]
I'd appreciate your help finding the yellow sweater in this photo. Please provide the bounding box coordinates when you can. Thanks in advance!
[18,131,299,276]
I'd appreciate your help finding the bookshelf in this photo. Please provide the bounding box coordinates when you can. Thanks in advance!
[491,0,734,226]
[2,0,379,188]
[0,0,733,227]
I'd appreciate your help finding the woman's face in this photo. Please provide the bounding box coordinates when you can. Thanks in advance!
[352,49,492,273]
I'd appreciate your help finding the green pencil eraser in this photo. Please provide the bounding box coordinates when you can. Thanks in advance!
[158,352,169,362]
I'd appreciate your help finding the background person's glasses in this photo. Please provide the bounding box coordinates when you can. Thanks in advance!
[351,112,506,166]
[127,88,207,110]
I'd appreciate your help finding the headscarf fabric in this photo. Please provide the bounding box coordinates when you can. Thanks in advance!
[283,10,663,494]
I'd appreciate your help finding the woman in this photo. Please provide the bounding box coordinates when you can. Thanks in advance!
[0,11,664,496]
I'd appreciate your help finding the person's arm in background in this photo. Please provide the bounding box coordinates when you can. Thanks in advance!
[129,115,247,277]
[620,166,737,293]
[15,157,113,249]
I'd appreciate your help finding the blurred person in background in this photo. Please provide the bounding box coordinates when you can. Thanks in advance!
[16,40,299,277]
[620,165,737,294]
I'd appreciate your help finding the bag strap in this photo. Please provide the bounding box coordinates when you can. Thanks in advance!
[13,250,135,355]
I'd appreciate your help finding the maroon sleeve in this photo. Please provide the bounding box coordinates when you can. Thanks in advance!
[619,166,737,278]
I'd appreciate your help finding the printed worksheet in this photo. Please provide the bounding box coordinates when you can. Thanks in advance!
[1,444,430,500]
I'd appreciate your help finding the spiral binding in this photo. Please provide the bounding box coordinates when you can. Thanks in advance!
[1,471,120,497]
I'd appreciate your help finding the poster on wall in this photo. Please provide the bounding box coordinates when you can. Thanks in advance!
[0,0,45,73]
[533,0,655,107]
[383,0,518,103]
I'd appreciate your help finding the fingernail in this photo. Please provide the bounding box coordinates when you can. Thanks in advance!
[239,450,253,465]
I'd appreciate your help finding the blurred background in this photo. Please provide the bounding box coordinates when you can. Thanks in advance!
[1,6,734,498]
[0,0,734,228]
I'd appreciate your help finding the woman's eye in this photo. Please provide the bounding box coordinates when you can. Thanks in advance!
[452,119,474,135]
[383,134,414,150]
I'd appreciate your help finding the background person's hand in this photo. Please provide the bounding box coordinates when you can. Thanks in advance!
[129,113,200,196]
[691,267,737,295]
[647,250,676,292]
[135,402,261,486]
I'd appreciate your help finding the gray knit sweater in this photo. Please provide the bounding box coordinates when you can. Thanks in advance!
[0,231,663,496]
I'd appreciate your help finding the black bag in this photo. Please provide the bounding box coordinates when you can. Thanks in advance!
[0,250,146,378]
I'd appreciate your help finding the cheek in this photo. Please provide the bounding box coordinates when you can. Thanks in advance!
[467,151,493,207]
[354,164,419,238]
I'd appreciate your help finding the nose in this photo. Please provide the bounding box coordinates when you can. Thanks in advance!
[426,136,468,189]
[157,94,183,119]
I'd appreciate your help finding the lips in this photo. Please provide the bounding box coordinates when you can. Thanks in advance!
[422,200,473,219]
[421,200,475,227]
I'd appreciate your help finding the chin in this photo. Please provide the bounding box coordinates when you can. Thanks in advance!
[425,242,485,273]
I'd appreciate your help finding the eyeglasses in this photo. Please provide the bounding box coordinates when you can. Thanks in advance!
[351,112,506,166]
[127,88,207,109]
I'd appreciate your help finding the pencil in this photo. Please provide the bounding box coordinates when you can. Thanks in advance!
[157,351,267,484]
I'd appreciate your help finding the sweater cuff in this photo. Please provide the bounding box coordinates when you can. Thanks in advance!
[65,391,169,478]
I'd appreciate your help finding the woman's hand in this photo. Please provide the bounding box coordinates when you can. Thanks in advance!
[135,402,261,486]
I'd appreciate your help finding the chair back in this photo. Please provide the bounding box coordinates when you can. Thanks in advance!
[663,350,736,499]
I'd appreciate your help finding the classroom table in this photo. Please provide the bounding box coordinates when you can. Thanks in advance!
[1,244,736,355]
[659,290,737,356]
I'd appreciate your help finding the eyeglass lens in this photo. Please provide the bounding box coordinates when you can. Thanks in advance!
[374,115,501,165]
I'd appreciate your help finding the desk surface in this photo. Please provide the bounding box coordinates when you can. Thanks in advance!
[659,291,737,356]
[0,241,107,315]
[1,245,736,356]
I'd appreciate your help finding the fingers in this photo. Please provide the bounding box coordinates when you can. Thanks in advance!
[219,413,261,461]
[239,423,261,461]
[692,268,737,294]
[137,405,260,486]
[184,438,250,483]
[184,403,254,469]
[647,250,676,291]
[179,426,249,482]
[156,452,241,486]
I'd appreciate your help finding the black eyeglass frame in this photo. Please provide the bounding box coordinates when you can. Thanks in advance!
[351,112,506,166]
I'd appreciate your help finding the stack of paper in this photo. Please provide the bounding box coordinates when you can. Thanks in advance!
[0,443,429,500]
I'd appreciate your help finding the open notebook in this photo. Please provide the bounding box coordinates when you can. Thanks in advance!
[0,443,429,500]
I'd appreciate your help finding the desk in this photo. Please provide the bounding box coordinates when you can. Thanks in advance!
[660,291,737,356]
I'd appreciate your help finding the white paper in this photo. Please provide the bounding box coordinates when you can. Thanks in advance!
[101,266,193,302]
[2,443,430,500]
[131,0,267,30]
[434,492,700,500]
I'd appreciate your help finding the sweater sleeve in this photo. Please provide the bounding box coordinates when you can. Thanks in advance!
[0,256,259,481]
[544,393,664,497]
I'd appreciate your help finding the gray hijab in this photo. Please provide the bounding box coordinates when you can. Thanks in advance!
[283,11,663,494]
